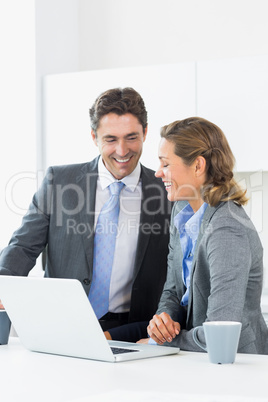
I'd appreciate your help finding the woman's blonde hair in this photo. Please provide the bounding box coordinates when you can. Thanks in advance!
[160,117,248,206]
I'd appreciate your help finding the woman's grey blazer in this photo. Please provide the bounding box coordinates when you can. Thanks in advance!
[156,201,268,354]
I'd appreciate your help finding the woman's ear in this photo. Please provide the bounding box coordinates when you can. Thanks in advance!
[195,156,206,177]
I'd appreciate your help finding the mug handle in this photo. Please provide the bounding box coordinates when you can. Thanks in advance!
[192,326,207,351]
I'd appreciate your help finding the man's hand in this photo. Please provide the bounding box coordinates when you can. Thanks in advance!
[136,338,149,344]
[147,312,180,345]
[0,300,4,310]
[104,331,112,340]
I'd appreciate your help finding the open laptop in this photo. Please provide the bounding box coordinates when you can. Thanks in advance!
[0,275,180,362]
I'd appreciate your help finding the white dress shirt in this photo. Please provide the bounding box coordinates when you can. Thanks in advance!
[94,158,142,313]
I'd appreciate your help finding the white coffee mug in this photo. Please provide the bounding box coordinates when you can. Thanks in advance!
[193,321,242,364]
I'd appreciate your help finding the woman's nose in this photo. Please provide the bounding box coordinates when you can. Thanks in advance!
[155,166,163,178]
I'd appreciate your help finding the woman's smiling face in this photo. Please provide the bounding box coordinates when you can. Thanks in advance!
[155,138,205,211]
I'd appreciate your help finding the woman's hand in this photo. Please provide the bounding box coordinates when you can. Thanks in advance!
[147,312,180,345]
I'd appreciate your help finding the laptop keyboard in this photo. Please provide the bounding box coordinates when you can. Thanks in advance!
[111,347,139,355]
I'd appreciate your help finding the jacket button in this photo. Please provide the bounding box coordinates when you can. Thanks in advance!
[83,278,90,285]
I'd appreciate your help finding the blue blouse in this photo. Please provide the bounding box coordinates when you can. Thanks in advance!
[174,202,208,306]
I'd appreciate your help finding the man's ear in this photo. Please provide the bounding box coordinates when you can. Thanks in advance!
[91,129,98,146]
[195,156,206,176]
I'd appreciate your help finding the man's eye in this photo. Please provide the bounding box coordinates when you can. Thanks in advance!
[128,136,138,141]
[106,139,116,143]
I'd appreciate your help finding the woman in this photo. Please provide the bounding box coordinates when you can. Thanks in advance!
[107,116,268,354]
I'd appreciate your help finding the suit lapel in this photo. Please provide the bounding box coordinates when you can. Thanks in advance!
[76,157,99,272]
[133,165,156,278]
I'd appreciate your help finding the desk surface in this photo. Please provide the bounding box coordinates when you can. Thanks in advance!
[1,338,268,402]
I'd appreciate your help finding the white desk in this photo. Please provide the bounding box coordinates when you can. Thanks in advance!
[1,338,268,402]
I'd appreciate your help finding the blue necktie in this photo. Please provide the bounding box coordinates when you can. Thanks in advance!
[88,181,125,319]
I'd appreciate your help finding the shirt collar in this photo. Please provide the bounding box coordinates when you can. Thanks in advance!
[98,157,141,192]
[174,202,208,243]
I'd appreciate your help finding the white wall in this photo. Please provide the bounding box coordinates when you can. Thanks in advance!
[0,0,36,249]
[78,0,268,70]
[35,0,268,170]
[35,0,80,76]
[35,0,268,76]
[35,0,80,171]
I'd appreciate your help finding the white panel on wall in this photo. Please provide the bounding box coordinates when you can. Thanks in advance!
[197,55,268,172]
[43,63,196,172]
[235,172,268,289]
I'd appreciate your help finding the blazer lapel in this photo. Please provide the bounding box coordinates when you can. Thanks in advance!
[186,203,220,324]
[172,229,185,296]
[133,165,156,278]
[77,157,99,272]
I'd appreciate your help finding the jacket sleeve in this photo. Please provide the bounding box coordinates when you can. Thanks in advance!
[0,168,53,276]
[155,202,187,326]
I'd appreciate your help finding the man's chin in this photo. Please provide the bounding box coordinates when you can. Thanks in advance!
[111,160,137,179]
[114,167,133,180]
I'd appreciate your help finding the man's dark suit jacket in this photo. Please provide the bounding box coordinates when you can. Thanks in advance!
[0,157,172,323]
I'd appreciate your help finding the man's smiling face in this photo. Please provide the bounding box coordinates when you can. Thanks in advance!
[91,112,147,180]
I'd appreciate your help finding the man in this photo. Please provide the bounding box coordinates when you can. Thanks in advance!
[0,87,171,331]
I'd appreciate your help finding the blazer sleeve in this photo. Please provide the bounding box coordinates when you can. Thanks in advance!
[155,202,187,326]
[0,168,53,276]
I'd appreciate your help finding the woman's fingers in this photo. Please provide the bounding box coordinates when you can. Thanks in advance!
[147,313,180,345]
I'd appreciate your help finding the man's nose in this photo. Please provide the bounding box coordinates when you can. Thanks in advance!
[116,140,129,156]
